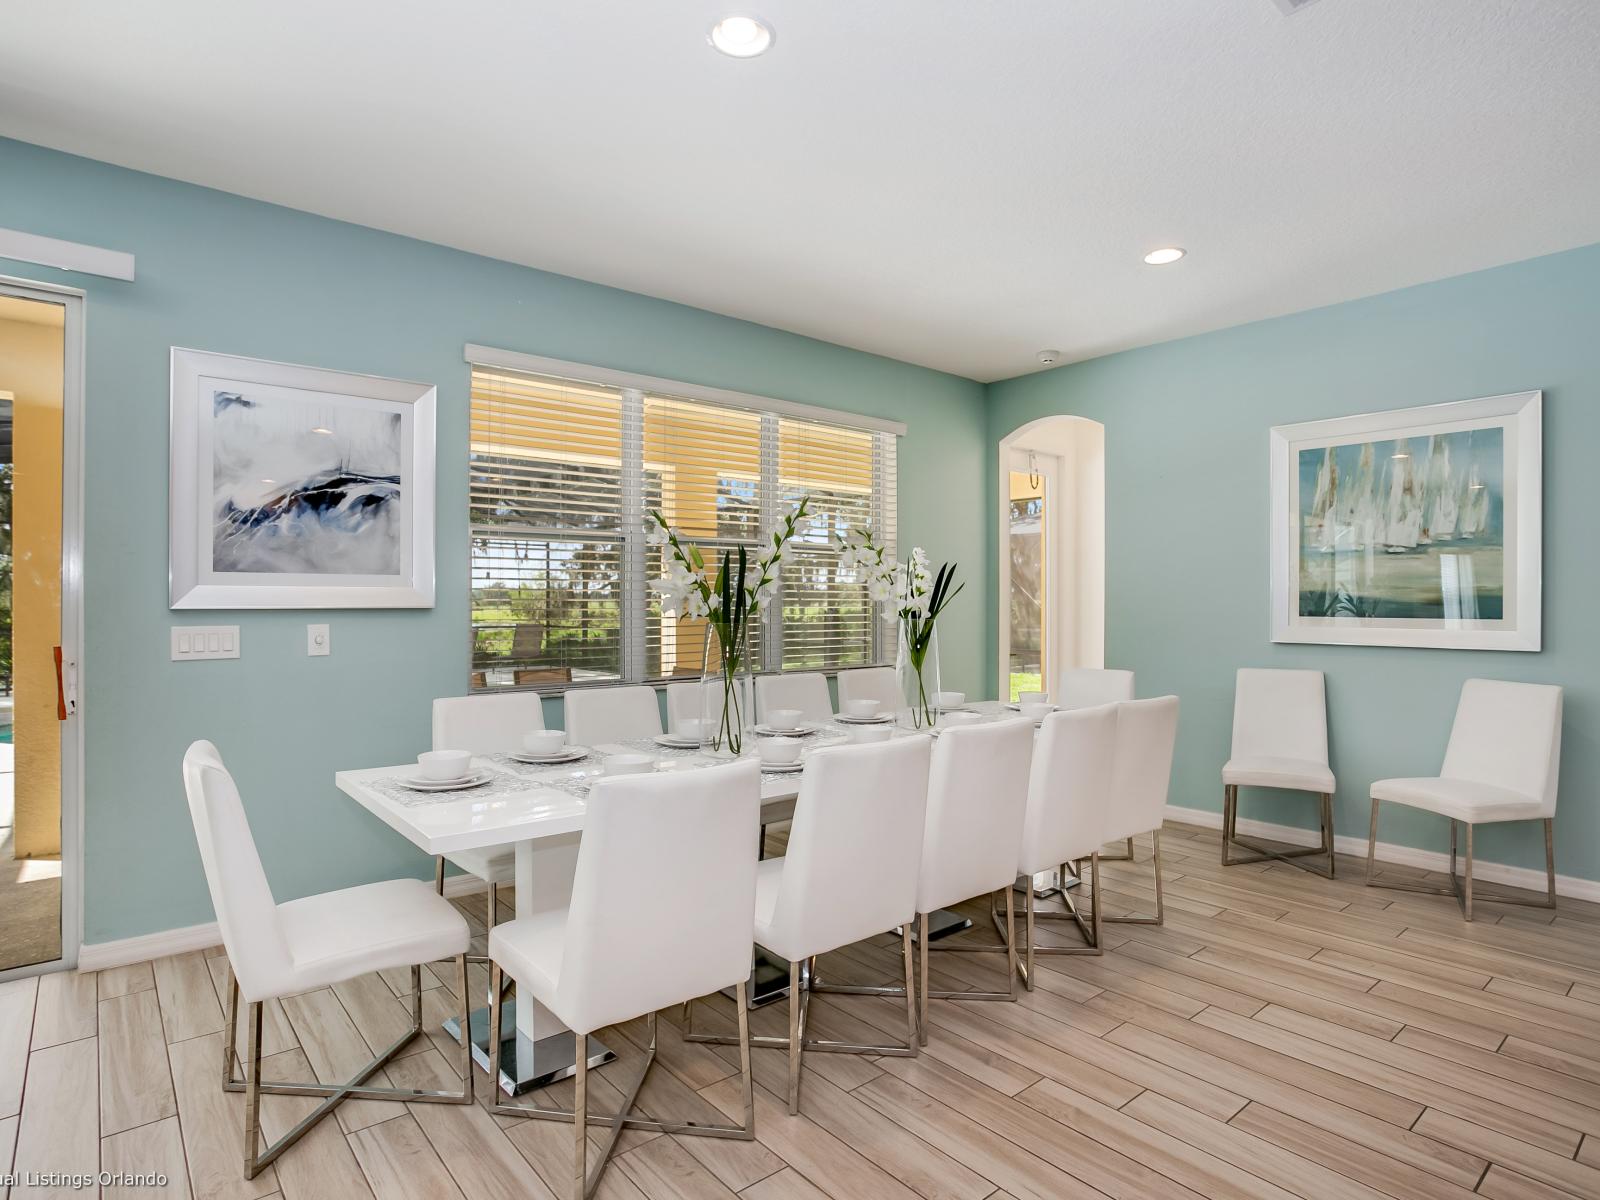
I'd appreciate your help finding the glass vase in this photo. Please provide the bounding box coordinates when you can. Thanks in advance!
[699,623,754,756]
[895,622,941,729]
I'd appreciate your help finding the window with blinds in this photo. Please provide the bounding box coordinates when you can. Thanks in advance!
[469,360,897,691]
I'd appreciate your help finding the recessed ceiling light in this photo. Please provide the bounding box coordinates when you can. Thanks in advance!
[709,15,774,58]
[1143,247,1186,266]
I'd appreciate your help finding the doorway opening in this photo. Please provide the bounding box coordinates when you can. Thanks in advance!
[0,281,83,977]
[997,416,1105,702]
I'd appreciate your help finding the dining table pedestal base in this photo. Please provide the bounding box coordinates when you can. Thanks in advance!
[446,1002,615,1096]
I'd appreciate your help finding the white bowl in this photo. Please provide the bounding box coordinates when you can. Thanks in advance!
[937,710,982,729]
[522,730,567,756]
[1020,702,1054,721]
[418,749,472,781]
[756,737,802,766]
[765,707,804,731]
[933,690,966,709]
[1018,691,1049,706]
[847,724,893,744]
[844,698,881,719]
[674,717,709,742]
[603,753,655,776]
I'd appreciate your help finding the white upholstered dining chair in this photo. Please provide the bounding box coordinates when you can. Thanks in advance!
[563,684,662,746]
[836,666,901,714]
[1012,703,1117,983]
[915,718,1035,1041]
[1057,668,1136,860]
[1221,668,1336,878]
[182,741,472,1179]
[1098,695,1180,926]
[1058,667,1135,710]
[755,671,834,725]
[1366,678,1562,921]
[433,692,546,935]
[691,736,932,1112]
[487,759,762,1198]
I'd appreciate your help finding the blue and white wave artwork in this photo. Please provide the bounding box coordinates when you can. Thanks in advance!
[211,389,404,576]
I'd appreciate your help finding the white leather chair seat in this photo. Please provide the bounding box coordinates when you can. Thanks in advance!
[1369,776,1542,824]
[446,847,515,886]
[1222,755,1335,793]
[487,910,566,1014]
[277,878,469,992]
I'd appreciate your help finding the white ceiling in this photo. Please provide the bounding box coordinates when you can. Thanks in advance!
[4,1,1598,381]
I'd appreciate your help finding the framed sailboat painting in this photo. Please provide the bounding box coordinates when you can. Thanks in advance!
[1269,391,1541,651]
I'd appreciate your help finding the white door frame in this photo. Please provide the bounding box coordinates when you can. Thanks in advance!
[0,274,87,978]
[998,446,1062,700]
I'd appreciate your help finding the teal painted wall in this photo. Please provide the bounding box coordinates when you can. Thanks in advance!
[0,138,988,943]
[987,244,1600,883]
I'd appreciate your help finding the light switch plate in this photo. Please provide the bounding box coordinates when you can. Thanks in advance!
[307,623,330,656]
[172,625,240,661]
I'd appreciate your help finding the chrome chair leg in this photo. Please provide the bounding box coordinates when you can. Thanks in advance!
[490,966,756,1196]
[1099,831,1163,925]
[1364,802,1557,922]
[918,888,1019,1041]
[1222,786,1335,878]
[1010,853,1104,988]
[228,952,472,1179]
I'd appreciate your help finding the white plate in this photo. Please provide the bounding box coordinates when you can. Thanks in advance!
[758,760,805,773]
[753,722,817,738]
[1004,702,1056,712]
[834,713,894,725]
[508,748,589,765]
[653,734,703,749]
[399,770,495,792]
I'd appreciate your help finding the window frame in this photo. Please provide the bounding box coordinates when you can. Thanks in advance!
[466,345,904,693]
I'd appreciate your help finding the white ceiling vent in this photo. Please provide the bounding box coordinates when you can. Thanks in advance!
[1271,0,1324,13]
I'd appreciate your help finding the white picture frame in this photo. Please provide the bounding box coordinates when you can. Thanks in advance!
[1269,391,1541,651]
[170,348,436,609]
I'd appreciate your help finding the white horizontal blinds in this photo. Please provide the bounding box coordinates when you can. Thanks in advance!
[466,356,897,691]
[469,369,626,686]
[643,393,766,678]
[777,416,890,670]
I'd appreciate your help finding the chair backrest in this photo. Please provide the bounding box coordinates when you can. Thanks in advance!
[1103,696,1180,842]
[766,738,932,956]
[181,741,293,1002]
[1059,668,1135,710]
[1441,679,1563,816]
[558,759,761,1032]
[665,680,708,732]
[917,719,1035,914]
[1020,704,1118,875]
[836,666,900,713]
[432,692,545,755]
[1230,668,1328,765]
[755,672,833,724]
[563,685,662,746]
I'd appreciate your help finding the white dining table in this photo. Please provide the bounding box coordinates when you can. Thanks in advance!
[334,702,1024,1094]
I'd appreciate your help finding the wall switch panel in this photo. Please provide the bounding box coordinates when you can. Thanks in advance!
[172,625,240,661]
[307,623,330,656]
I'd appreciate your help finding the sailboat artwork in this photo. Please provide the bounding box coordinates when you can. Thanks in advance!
[1297,427,1505,622]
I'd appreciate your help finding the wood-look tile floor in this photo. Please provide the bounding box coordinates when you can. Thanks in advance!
[5,820,1600,1199]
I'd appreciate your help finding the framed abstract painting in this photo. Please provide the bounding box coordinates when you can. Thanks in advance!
[169,348,435,608]
[1269,391,1541,651]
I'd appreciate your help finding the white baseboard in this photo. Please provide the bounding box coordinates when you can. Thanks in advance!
[1165,804,1600,903]
[77,873,492,972]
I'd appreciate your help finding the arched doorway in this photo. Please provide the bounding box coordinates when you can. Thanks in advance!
[996,416,1105,701]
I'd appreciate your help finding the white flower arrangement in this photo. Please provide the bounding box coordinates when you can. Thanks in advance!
[648,497,811,751]
[835,526,962,726]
